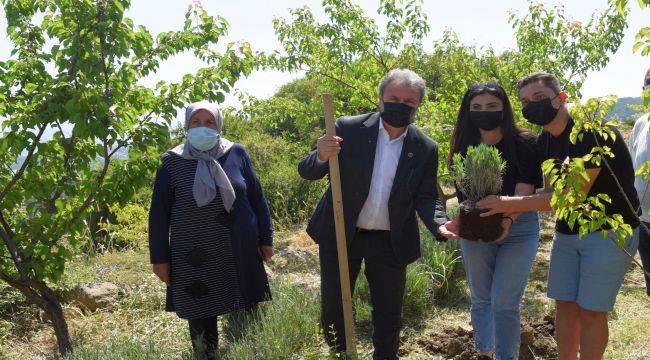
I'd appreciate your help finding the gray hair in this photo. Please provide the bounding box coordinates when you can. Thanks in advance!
[378,69,427,102]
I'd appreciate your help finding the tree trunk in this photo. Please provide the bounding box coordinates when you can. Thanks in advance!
[1,276,73,355]
[43,290,73,355]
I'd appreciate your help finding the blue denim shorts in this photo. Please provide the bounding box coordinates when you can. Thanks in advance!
[547,228,639,312]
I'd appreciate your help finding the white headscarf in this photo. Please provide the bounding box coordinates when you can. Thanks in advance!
[168,101,235,211]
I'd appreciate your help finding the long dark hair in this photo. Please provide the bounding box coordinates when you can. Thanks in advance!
[448,82,533,170]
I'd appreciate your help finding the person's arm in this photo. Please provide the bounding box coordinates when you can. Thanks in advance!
[503,182,536,221]
[241,148,274,261]
[298,120,343,180]
[148,165,173,284]
[478,167,600,216]
[415,144,448,241]
[298,148,330,180]
[480,128,607,217]
[494,182,536,241]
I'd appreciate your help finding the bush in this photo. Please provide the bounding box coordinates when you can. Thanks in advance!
[419,230,462,297]
[237,130,325,229]
[95,203,149,251]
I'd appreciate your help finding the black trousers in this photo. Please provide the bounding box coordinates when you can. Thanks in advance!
[640,222,650,296]
[187,305,259,359]
[320,230,407,360]
[188,317,219,360]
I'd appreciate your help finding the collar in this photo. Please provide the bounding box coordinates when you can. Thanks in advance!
[555,117,573,141]
[378,117,408,143]
[543,116,573,142]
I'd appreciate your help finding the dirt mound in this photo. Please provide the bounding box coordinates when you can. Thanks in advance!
[418,316,556,360]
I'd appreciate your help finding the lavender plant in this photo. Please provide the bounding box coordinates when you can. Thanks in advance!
[451,144,506,203]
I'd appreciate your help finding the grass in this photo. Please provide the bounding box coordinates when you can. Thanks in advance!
[224,281,324,359]
[65,340,177,360]
[2,217,649,359]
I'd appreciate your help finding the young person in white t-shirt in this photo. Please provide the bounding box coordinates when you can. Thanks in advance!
[628,67,650,297]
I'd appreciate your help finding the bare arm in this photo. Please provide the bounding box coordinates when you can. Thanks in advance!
[503,182,537,221]
[478,168,601,216]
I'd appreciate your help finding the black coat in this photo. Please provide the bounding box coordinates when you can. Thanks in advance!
[298,113,447,265]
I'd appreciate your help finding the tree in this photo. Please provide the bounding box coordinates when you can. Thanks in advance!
[270,0,627,207]
[0,0,258,354]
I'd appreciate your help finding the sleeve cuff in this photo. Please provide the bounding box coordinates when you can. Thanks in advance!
[150,254,170,264]
[259,237,273,246]
[431,227,448,242]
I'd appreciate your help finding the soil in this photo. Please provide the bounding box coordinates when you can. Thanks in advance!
[458,201,503,242]
[417,315,557,359]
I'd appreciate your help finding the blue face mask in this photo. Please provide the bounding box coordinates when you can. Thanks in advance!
[187,127,219,151]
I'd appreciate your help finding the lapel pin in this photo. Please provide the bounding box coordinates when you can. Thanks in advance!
[407,152,414,158]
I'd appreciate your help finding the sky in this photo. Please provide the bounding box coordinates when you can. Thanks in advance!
[1,0,649,113]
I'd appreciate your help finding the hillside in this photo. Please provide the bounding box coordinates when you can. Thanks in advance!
[606,97,644,122]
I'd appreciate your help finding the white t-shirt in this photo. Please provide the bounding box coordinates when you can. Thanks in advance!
[630,113,650,223]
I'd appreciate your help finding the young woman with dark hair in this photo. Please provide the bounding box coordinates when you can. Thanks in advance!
[439,82,542,360]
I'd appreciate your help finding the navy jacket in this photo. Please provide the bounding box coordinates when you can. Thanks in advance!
[149,144,273,307]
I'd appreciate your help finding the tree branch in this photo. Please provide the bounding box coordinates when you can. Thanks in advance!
[0,216,27,281]
[0,123,48,204]
[66,141,112,228]
[0,275,47,307]
[312,69,377,107]
[588,129,649,277]
[45,124,78,213]
[0,210,13,238]
[1,161,16,177]
[54,121,67,142]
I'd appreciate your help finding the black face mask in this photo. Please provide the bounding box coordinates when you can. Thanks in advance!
[469,111,503,131]
[522,97,559,126]
[380,102,416,128]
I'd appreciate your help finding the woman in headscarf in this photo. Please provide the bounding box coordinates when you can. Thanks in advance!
[148,101,274,359]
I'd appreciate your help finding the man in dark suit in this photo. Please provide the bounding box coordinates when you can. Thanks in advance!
[298,69,447,359]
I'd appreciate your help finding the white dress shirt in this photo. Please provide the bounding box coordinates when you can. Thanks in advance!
[630,113,650,222]
[356,119,407,230]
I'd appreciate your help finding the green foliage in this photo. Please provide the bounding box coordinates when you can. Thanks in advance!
[96,202,148,251]
[239,96,324,148]
[419,230,462,297]
[451,144,506,203]
[65,340,167,360]
[0,0,263,354]
[269,0,627,183]
[225,124,325,229]
[275,77,322,104]
[272,0,430,114]
[509,1,627,97]
[615,0,650,55]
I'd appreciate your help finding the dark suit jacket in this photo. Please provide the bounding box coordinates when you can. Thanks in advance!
[298,112,447,265]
